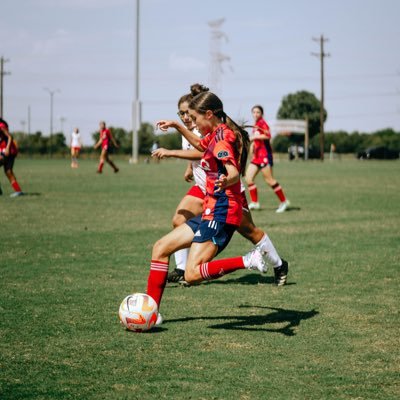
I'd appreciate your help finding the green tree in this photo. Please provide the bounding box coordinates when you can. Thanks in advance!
[277,90,326,144]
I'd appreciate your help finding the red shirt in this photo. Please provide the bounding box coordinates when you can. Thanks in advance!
[252,118,272,162]
[100,128,111,149]
[199,123,242,226]
[0,131,18,156]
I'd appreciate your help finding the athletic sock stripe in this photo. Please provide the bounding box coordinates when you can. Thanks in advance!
[200,263,211,280]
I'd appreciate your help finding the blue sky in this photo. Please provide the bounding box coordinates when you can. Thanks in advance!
[2,0,400,144]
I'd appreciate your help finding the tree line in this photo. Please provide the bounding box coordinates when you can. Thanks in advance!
[10,90,400,156]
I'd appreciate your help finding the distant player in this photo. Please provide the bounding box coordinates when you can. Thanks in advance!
[0,118,24,197]
[70,127,82,168]
[245,105,290,213]
[94,121,119,174]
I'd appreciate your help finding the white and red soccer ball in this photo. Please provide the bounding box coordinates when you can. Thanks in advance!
[119,293,158,332]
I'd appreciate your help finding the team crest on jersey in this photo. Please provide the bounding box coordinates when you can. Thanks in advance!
[200,159,211,171]
[217,150,229,159]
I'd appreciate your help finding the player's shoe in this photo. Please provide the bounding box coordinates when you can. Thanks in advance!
[274,259,289,286]
[248,202,261,210]
[167,268,185,283]
[10,191,24,198]
[114,168,119,173]
[243,248,267,273]
[155,313,163,326]
[276,200,290,213]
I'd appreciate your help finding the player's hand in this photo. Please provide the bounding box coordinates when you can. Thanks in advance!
[156,120,177,132]
[152,148,170,159]
[4,149,9,157]
[184,169,194,182]
[214,174,228,192]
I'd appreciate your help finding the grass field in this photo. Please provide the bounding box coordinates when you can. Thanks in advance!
[1,157,399,400]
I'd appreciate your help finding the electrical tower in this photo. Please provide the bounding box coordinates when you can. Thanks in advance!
[312,35,330,161]
[0,57,11,118]
[208,18,232,94]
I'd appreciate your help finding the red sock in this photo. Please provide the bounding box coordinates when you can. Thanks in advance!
[11,180,22,192]
[271,182,286,202]
[199,256,245,280]
[146,260,169,308]
[98,161,104,172]
[248,184,258,203]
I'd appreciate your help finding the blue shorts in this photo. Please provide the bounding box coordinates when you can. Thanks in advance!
[186,216,237,255]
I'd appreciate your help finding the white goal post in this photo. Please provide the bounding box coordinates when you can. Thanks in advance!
[270,119,310,160]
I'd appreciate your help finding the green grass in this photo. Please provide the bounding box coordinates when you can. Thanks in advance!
[1,157,399,399]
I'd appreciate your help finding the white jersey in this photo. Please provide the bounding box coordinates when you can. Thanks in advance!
[71,131,81,148]
[182,128,207,194]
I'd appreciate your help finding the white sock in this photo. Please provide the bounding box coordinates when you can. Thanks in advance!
[256,233,282,268]
[174,248,189,271]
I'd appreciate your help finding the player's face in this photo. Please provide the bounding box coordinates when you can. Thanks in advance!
[99,122,105,130]
[177,101,194,130]
[189,109,213,135]
[252,108,262,122]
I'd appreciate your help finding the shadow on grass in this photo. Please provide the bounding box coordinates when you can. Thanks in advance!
[204,273,296,286]
[166,306,318,336]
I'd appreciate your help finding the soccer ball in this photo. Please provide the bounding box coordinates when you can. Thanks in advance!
[118,293,158,332]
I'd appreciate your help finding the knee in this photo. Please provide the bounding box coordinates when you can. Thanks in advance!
[152,238,169,260]
[172,213,185,228]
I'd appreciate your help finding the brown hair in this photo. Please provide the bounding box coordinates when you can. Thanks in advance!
[189,91,249,175]
[177,83,209,108]
[251,104,264,115]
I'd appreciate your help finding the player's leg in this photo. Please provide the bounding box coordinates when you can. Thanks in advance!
[184,221,266,285]
[245,163,260,210]
[105,152,119,173]
[261,166,290,213]
[169,192,203,282]
[5,158,23,197]
[146,223,194,308]
[238,208,288,285]
[97,149,106,173]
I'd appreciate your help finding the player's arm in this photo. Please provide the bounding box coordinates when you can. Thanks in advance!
[94,136,102,149]
[214,161,239,193]
[1,128,13,156]
[156,120,203,151]
[184,162,194,182]
[109,132,119,148]
[152,147,203,160]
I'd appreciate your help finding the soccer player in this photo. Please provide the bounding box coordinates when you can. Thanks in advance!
[146,91,286,323]
[245,105,290,213]
[70,127,82,168]
[94,121,119,174]
[0,118,24,197]
[153,85,288,286]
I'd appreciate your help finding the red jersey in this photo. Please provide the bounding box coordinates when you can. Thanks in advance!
[251,118,272,165]
[199,123,242,226]
[100,128,111,150]
[0,131,18,156]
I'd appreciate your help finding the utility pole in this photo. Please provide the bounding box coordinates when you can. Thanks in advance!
[27,105,31,135]
[312,35,330,161]
[43,87,60,158]
[0,57,11,118]
[130,0,141,164]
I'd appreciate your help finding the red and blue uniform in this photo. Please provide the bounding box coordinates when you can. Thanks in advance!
[199,123,242,226]
[251,118,273,168]
[187,123,242,254]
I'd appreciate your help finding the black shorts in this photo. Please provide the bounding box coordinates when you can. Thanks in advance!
[0,154,15,172]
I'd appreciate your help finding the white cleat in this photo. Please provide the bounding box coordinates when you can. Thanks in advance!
[248,202,261,210]
[10,191,24,198]
[276,200,290,213]
[155,313,163,326]
[243,248,267,273]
